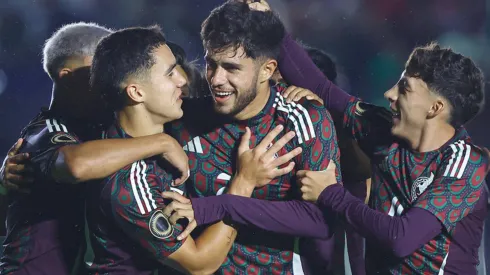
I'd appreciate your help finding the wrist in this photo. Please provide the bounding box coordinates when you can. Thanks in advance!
[227,174,254,197]
[158,133,174,154]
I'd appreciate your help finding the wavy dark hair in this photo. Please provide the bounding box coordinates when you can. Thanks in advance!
[405,42,485,127]
[201,0,285,61]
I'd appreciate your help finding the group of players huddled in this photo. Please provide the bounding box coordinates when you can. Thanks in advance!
[0,0,488,274]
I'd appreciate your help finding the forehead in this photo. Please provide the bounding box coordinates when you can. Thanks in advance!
[152,44,176,67]
[399,71,430,94]
[205,46,253,65]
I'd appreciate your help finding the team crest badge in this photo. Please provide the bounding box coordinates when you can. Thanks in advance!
[149,210,173,239]
[411,172,435,202]
[51,133,77,144]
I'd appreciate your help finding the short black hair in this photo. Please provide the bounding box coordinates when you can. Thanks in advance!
[90,26,167,111]
[303,45,337,83]
[405,42,485,127]
[201,0,285,60]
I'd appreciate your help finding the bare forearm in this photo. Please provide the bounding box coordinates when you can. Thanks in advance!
[189,176,254,272]
[52,134,173,183]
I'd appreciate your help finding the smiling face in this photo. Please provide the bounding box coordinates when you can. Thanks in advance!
[205,46,260,117]
[384,71,447,139]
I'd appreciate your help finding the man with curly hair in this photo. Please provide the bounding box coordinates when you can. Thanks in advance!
[281,35,488,274]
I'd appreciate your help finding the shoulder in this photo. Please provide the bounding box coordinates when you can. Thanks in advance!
[20,115,79,153]
[271,91,334,144]
[110,160,162,216]
[439,138,488,180]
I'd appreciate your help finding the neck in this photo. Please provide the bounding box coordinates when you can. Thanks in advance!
[118,106,164,137]
[49,84,73,118]
[234,82,271,120]
[408,122,456,152]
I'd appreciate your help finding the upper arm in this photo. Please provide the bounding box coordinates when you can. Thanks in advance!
[21,119,80,180]
[413,144,489,232]
[110,167,185,263]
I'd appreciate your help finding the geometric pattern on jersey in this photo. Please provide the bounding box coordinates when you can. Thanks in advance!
[343,98,489,274]
[168,83,341,275]
[85,123,186,274]
[1,109,87,274]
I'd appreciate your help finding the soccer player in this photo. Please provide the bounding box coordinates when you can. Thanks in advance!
[165,1,342,274]
[0,22,190,275]
[85,26,299,275]
[279,22,488,275]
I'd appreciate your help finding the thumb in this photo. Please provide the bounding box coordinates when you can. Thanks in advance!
[238,127,251,155]
[326,160,336,171]
[9,138,24,156]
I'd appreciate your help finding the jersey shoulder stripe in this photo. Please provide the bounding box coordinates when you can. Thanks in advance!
[272,92,316,144]
[129,160,158,215]
[442,139,472,179]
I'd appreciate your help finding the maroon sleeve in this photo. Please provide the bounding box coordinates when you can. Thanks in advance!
[20,118,81,180]
[278,33,353,114]
[191,195,331,239]
[317,184,443,258]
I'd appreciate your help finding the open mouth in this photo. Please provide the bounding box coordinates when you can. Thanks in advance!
[213,90,234,103]
[391,109,401,125]
[392,110,400,119]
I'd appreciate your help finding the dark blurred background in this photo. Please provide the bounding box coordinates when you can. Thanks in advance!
[0,0,489,155]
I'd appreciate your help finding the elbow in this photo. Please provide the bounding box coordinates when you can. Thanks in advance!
[56,146,88,183]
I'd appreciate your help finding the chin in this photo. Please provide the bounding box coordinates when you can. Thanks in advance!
[213,104,232,115]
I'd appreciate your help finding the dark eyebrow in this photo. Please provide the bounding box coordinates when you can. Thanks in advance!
[397,77,411,91]
[205,55,242,70]
[165,62,177,75]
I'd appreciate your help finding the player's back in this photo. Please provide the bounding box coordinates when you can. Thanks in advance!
[366,127,488,274]
[85,123,186,275]
[1,110,87,275]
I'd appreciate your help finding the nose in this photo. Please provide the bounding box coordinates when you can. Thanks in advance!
[384,85,397,104]
[209,66,227,87]
[174,69,187,88]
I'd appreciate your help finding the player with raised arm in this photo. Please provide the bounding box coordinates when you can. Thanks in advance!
[276,10,488,275]
[85,26,299,275]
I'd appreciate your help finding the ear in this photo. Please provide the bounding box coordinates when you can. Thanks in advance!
[258,59,278,83]
[427,98,445,119]
[58,68,72,80]
[125,84,145,104]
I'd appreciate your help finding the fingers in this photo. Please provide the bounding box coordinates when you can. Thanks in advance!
[271,162,295,178]
[173,169,190,186]
[296,170,308,178]
[270,147,302,168]
[326,160,336,171]
[306,95,324,105]
[283,86,301,101]
[8,164,34,175]
[8,153,30,164]
[254,125,283,153]
[169,208,194,225]
[161,191,190,204]
[177,220,197,241]
[292,90,315,102]
[8,139,24,157]
[162,200,190,217]
[262,131,295,160]
[238,127,252,155]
